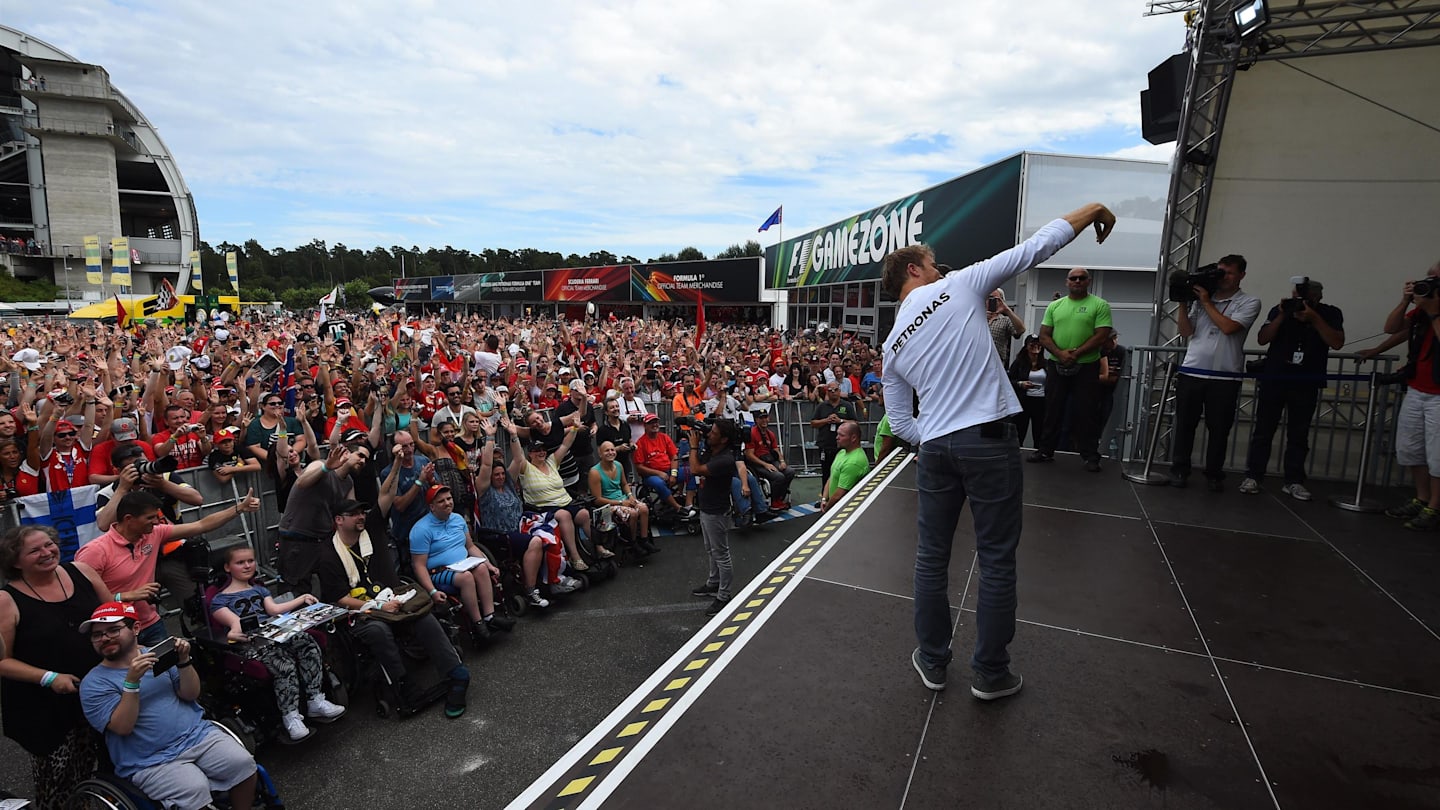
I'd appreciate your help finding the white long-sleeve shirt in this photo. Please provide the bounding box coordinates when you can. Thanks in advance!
[882,218,1078,446]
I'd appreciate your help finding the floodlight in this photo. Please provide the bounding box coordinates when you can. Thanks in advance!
[1232,0,1269,39]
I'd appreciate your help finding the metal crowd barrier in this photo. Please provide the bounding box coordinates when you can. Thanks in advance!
[1119,347,1405,490]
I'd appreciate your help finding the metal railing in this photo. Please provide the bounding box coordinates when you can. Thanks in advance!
[1119,347,1405,487]
[20,111,139,150]
[13,76,114,102]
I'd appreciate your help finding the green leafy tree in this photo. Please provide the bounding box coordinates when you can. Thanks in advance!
[715,240,763,259]
[676,246,706,261]
[0,270,61,303]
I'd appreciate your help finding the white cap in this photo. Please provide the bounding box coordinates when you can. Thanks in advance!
[190,354,212,370]
[214,328,230,342]
[10,348,43,371]
[165,346,193,371]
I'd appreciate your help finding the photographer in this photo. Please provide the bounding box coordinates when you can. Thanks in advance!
[1239,279,1344,501]
[1169,255,1262,491]
[1360,262,1440,529]
[986,288,1026,365]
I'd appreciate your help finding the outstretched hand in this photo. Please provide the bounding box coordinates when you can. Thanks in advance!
[1092,206,1117,244]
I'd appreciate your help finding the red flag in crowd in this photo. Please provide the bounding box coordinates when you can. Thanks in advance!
[114,295,129,330]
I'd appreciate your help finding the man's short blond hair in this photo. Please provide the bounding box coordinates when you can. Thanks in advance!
[882,245,935,300]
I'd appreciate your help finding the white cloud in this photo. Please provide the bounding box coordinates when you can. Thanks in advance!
[13,0,1186,257]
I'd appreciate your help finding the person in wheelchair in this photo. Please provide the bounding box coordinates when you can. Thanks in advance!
[589,440,658,555]
[518,424,595,570]
[744,408,795,511]
[633,413,696,518]
[315,499,471,720]
[410,484,517,648]
[78,602,260,810]
[208,546,346,742]
[473,417,581,606]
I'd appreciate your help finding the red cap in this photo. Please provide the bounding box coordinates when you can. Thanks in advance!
[79,601,138,633]
[335,398,352,409]
[55,418,77,432]
[425,485,451,505]
[267,339,282,351]
[213,427,240,443]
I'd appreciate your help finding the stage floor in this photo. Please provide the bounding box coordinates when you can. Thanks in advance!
[508,453,1440,810]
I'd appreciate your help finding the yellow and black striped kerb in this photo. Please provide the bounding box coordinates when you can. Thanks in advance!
[526,450,911,810]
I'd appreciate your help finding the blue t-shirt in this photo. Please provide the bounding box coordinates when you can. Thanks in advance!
[210,584,271,623]
[81,657,209,778]
[382,455,431,528]
[409,512,469,568]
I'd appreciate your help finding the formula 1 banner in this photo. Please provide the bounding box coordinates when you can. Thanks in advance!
[429,276,455,301]
[765,155,1022,288]
[631,258,761,303]
[453,271,544,302]
[543,265,633,302]
[393,277,430,301]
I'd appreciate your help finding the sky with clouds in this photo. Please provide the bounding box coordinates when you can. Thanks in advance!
[13,1,1184,260]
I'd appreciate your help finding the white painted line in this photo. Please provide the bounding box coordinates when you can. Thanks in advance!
[506,453,915,810]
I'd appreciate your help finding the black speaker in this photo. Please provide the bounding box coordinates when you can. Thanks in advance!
[1140,89,1179,145]
[1141,53,1187,146]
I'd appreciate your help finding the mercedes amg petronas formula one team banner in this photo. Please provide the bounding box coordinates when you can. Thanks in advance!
[764,155,1022,289]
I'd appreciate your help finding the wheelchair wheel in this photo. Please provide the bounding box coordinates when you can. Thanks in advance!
[213,717,257,755]
[64,777,143,810]
[507,592,529,617]
[601,559,619,580]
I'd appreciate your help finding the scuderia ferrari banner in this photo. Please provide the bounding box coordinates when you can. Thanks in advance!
[765,155,1022,288]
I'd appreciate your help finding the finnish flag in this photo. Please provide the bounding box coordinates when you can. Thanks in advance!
[18,485,101,562]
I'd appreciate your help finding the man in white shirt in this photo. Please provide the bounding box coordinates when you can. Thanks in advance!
[1169,255,1262,491]
[882,202,1116,702]
[472,334,503,378]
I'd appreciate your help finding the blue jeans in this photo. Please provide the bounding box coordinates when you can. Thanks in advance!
[730,473,766,515]
[914,422,1022,680]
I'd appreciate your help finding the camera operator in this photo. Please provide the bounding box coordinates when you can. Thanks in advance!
[986,288,1026,366]
[1239,279,1344,501]
[1358,261,1440,529]
[1169,254,1262,491]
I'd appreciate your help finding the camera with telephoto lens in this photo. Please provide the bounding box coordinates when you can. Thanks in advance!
[1281,276,1311,315]
[1167,263,1226,303]
[1414,278,1440,299]
[133,455,180,477]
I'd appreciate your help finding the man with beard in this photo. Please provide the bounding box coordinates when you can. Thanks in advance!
[79,601,258,809]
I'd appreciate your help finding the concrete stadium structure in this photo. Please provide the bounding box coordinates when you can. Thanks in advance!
[0,24,198,310]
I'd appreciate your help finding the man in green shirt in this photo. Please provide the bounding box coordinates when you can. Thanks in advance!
[820,421,871,511]
[1032,268,1113,472]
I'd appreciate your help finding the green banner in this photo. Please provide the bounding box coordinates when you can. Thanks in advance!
[765,155,1023,288]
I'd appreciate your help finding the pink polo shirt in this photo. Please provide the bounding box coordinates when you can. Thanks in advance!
[74,522,176,631]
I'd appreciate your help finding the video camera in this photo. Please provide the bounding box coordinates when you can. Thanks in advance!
[1167,263,1226,303]
[1280,276,1311,315]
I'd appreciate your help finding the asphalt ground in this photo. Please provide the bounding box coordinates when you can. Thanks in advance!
[0,477,826,809]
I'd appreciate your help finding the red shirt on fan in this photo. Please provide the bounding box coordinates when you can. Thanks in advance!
[42,446,90,492]
[1407,310,1440,395]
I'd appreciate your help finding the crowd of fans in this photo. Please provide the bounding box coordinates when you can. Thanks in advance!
[0,306,888,808]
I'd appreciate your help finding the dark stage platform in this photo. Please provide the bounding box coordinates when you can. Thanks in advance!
[509,453,1440,810]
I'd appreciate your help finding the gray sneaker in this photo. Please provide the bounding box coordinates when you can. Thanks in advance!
[1238,477,1261,494]
[971,671,1023,701]
[1280,483,1312,501]
[911,648,946,692]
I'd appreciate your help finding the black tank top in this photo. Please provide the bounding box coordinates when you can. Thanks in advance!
[2,563,101,756]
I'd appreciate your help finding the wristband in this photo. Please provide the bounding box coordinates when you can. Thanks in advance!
[40,670,57,687]
[114,592,124,603]
[177,660,193,669]
[121,680,141,692]
[428,588,439,596]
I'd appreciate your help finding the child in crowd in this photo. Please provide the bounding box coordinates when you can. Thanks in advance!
[209,545,346,741]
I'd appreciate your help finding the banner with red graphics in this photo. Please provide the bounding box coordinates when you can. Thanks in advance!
[630,258,760,303]
[543,265,633,302]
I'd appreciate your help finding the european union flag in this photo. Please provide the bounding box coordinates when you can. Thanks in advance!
[758,206,783,233]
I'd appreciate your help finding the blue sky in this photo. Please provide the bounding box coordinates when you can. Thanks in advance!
[14,0,1183,260]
